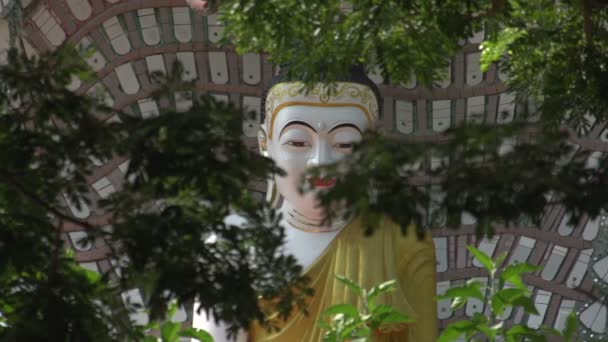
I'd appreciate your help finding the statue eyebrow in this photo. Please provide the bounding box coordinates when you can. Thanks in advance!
[328,123,362,135]
[279,121,317,137]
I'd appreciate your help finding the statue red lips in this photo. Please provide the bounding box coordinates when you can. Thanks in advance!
[309,177,337,189]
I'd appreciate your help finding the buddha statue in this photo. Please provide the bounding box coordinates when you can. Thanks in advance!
[193,67,438,342]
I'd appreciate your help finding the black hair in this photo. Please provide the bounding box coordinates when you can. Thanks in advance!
[260,64,383,124]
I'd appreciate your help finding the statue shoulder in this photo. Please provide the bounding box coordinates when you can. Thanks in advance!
[381,217,434,245]
[380,217,435,269]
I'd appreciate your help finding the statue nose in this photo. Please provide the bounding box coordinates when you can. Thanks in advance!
[308,142,331,168]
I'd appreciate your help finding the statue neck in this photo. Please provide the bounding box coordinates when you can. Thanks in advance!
[280,201,351,233]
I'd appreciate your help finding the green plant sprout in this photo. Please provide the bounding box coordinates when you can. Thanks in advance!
[320,246,580,342]
[319,275,413,342]
[438,245,579,342]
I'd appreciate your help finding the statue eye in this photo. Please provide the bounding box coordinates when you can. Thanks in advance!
[285,141,310,148]
[334,143,354,149]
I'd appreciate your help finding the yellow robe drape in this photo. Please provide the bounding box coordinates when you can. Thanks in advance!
[249,217,438,342]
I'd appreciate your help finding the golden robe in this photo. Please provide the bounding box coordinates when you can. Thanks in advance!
[249,217,438,341]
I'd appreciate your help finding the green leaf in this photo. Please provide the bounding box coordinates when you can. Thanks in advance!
[322,304,359,318]
[506,324,545,341]
[161,321,180,342]
[511,296,539,315]
[179,328,214,342]
[438,281,485,310]
[491,292,506,316]
[495,287,529,303]
[541,326,562,337]
[477,321,502,340]
[500,263,540,289]
[166,302,178,320]
[438,320,477,342]
[468,245,495,274]
[335,275,363,296]
[450,296,467,310]
[492,287,530,316]
[377,311,413,325]
[65,248,75,259]
[80,267,101,283]
[367,280,397,303]
[341,321,368,339]
[494,252,508,270]
[562,311,579,341]
[480,28,526,71]
[317,319,332,331]
[371,304,395,316]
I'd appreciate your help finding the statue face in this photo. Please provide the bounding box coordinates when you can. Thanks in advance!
[265,105,369,218]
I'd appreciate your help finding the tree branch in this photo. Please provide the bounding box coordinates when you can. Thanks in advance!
[582,0,594,47]
[0,168,96,231]
[489,0,505,17]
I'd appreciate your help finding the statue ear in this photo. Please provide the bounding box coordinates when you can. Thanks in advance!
[258,127,269,157]
[258,126,280,206]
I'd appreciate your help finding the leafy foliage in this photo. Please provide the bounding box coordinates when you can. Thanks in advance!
[438,246,579,342]
[0,45,308,340]
[217,0,608,239]
[0,47,128,341]
[314,124,608,238]
[222,0,481,86]
[221,0,608,132]
[320,254,579,342]
[319,275,412,342]
[106,67,309,334]
[4,0,608,340]
[143,303,214,342]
